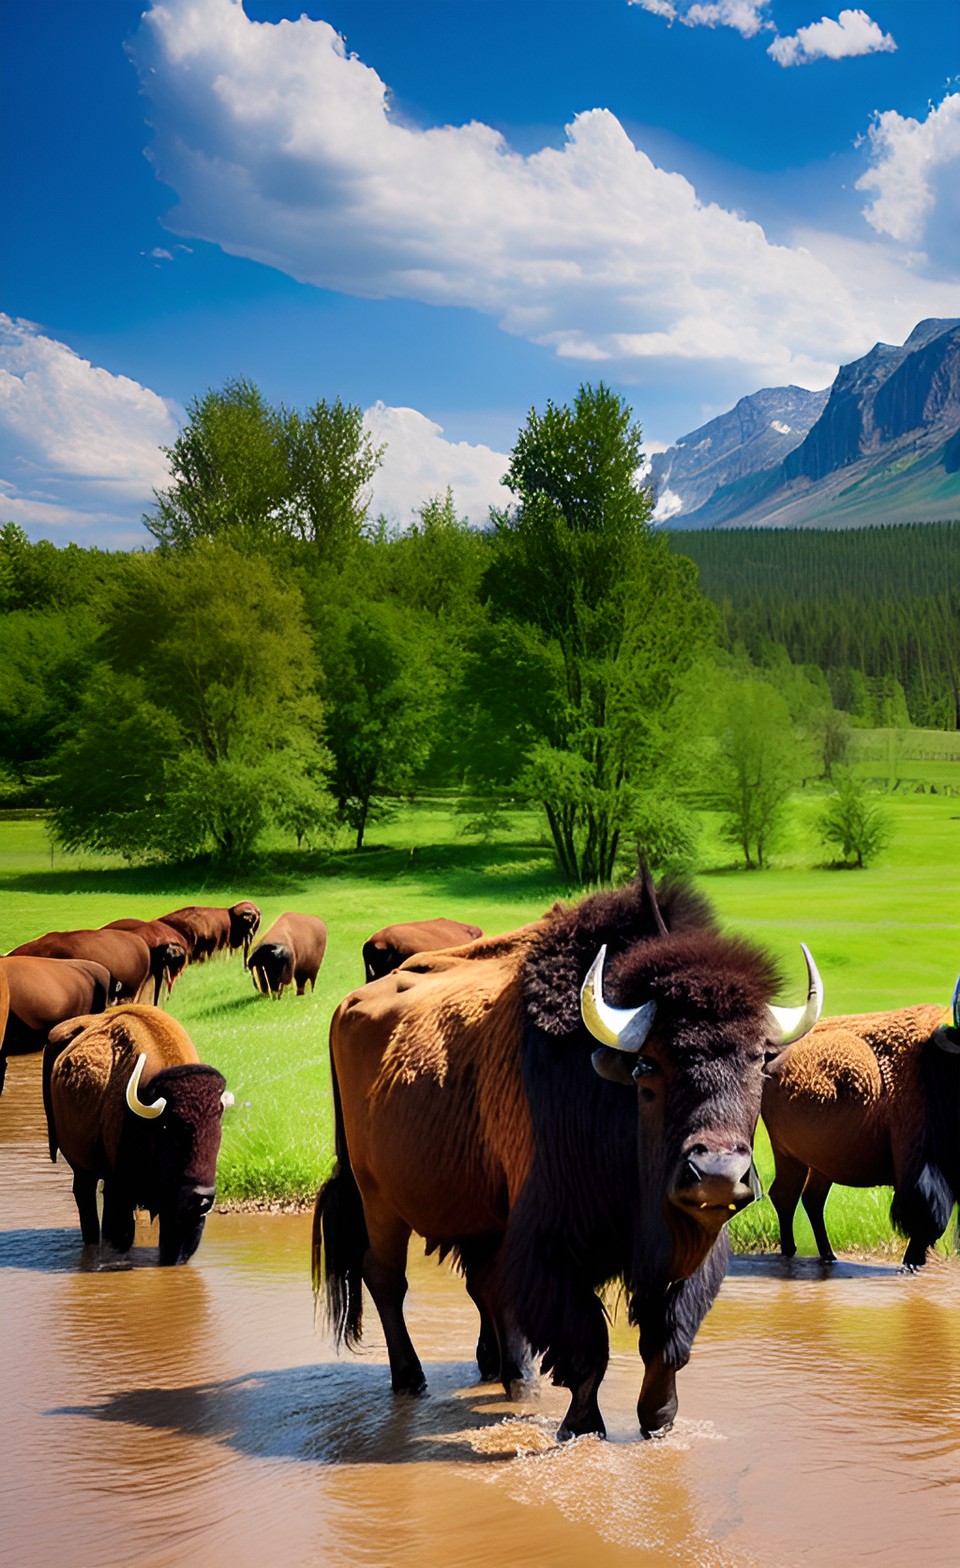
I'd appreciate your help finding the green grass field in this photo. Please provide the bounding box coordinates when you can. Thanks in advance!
[1,790,957,1256]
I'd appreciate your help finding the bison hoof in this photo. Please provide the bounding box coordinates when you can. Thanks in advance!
[392,1373,427,1396]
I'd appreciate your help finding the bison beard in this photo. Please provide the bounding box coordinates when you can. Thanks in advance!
[315,877,805,1441]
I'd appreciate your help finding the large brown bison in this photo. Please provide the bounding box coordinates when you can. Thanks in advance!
[0,955,117,1092]
[762,981,960,1269]
[43,1004,233,1265]
[314,878,822,1441]
[102,918,189,1005]
[361,919,484,983]
[9,927,152,1004]
[248,913,328,998]
[158,902,261,964]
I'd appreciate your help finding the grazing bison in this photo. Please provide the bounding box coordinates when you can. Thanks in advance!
[248,913,328,998]
[0,955,117,1091]
[102,919,189,1005]
[9,927,152,1005]
[361,918,484,983]
[158,902,262,964]
[43,1004,233,1265]
[314,877,822,1440]
[762,981,960,1270]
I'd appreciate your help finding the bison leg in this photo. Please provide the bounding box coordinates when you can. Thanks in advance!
[636,1351,678,1438]
[460,1239,525,1391]
[768,1150,808,1258]
[801,1169,836,1262]
[100,1180,136,1254]
[362,1215,426,1396]
[72,1170,101,1246]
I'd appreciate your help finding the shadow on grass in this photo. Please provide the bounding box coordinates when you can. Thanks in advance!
[0,839,565,905]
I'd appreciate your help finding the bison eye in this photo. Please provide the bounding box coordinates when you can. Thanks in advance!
[631,1056,656,1080]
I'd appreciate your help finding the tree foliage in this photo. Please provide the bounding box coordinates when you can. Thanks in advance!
[473,383,716,884]
[145,379,383,558]
[818,769,892,868]
[51,544,331,862]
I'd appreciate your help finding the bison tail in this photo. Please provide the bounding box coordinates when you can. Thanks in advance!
[312,1057,367,1351]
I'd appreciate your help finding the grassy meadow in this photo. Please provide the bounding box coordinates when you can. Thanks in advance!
[1,787,957,1257]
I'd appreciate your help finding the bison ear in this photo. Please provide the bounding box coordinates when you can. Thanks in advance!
[591,1046,639,1087]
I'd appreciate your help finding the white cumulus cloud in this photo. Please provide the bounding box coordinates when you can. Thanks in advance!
[0,315,178,544]
[856,91,960,248]
[629,1,773,37]
[768,8,896,67]
[127,0,955,399]
[363,403,511,528]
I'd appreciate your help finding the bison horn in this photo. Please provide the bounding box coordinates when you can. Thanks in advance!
[580,945,657,1052]
[125,1053,166,1120]
[767,944,823,1046]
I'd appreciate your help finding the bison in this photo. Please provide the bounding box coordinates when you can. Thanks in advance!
[9,927,152,1005]
[314,877,821,1441]
[102,918,189,1005]
[248,913,328,999]
[361,919,484,983]
[0,954,117,1092]
[157,902,262,964]
[762,980,960,1270]
[43,1004,233,1265]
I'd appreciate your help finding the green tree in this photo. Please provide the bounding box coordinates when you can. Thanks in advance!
[818,769,892,868]
[319,601,442,849]
[145,380,383,557]
[672,660,803,870]
[471,383,715,884]
[51,544,331,862]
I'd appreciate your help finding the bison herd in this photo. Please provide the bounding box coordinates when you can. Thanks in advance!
[2,879,958,1443]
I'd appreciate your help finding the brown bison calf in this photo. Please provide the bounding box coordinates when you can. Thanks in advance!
[0,954,117,1093]
[361,918,484,983]
[249,913,328,998]
[43,1004,233,1265]
[762,984,960,1269]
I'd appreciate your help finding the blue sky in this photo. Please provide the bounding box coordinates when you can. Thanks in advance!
[2,0,958,546]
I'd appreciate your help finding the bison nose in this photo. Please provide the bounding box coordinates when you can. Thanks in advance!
[182,1184,216,1216]
[673,1145,756,1219]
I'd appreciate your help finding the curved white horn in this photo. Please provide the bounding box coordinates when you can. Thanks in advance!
[125,1053,166,1120]
[580,945,657,1052]
[768,943,823,1046]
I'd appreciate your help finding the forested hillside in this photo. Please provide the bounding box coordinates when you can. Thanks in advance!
[672,523,960,730]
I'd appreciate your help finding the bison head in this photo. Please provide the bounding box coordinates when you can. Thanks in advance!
[249,942,293,999]
[581,936,822,1269]
[122,1054,232,1264]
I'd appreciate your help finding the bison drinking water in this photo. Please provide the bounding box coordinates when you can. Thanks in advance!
[314,876,822,1440]
[43,1004,233,1265]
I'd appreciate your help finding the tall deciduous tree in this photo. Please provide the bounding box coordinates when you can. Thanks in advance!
[51,544,331,862]
[473,383,716,885]
[144,379,383,556]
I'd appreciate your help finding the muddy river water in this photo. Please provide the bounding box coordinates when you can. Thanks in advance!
[2,1051,958,1568]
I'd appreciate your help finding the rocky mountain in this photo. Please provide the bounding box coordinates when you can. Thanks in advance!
[653,318,960,530]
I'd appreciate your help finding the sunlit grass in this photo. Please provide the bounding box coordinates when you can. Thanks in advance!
[1,789,957,1247]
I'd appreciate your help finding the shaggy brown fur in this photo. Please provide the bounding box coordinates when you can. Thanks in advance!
[762,1003,955,1266]
[44,1004,227,1264]
[315,877,794,1440]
